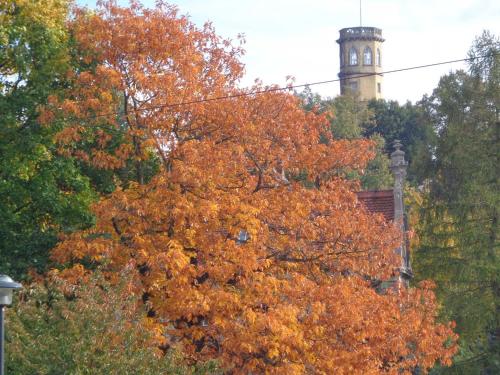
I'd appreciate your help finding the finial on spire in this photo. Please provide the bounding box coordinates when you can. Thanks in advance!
[391,140,407,171]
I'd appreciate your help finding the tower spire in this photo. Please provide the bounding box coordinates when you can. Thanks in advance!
[360,0,362,26]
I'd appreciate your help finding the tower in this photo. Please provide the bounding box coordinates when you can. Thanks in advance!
[337,27,384,100]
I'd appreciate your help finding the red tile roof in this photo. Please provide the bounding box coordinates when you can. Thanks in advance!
[356,190,394,221]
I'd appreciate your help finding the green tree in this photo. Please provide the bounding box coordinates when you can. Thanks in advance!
[6,268,219,374]
[362,99,437,186]
[0,0,96,278]
[324,94,394,189]
[412,31,499,374]
[326,93,372,140]
[360,134,393,190]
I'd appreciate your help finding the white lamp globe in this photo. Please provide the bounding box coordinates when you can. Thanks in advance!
[0,275,22,306]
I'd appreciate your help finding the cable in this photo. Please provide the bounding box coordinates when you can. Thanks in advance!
[135,56,490,109]
[74,53,496,119]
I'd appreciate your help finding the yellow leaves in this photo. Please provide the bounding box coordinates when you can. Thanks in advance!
[99,91,113,103]
[268,346,280,359]
[312,325,325,336]
[445,237,457,248]
[184,228,197,247]
[3,0,69,41]
[164,240,191,275]
[208,201,220,215]
[244,308,257,325]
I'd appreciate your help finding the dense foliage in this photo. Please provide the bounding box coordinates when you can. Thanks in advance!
[44,2,456,373]
[299,89,393,190]
[5,1,489,373]
[0,0,95,278]
[6,268,219,374]
[411,32,499,374]
[300,31,499,374]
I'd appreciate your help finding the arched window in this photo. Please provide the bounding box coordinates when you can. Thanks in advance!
[363,46,373,65]
[349,47,358,66]
[376,48,381,66]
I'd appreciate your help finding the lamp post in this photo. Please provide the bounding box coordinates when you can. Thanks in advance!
[0,275,22,375]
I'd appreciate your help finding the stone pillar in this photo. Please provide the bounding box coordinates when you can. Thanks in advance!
[390,140,406,223]
[390,140,412,286]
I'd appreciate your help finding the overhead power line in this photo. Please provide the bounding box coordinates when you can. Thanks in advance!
[77,53,495,119]
[161,54,494,108]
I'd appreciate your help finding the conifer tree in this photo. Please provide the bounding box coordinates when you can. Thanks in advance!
[413,31,499,374]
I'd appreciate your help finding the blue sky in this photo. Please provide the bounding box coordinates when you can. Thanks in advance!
[78,1,499,103]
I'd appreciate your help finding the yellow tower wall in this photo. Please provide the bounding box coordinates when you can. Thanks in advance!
[337,27,384,101]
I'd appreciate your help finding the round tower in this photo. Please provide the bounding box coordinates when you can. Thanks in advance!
[337,27,384,100]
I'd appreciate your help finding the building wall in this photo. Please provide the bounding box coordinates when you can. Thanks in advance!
[337,27,384,101]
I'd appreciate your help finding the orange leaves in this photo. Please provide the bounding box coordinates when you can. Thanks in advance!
[91,150,125,169]
[53,163,457,372]
[55,263,88,285]
[60,99,81,116]
[37,106,56,126]
[46,0,247,172]
[47,1,457,373]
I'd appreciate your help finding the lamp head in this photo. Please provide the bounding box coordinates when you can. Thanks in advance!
[0,274,22,306]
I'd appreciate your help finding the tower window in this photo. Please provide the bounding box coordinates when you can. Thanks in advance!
[363,47,373,65]
[348,81,358,92]
[340,49,344,67]
[377,82,381,93]
[376,48,381,66]
[349,47,358,66]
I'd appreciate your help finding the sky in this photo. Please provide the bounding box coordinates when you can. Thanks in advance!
[79,0,499,103]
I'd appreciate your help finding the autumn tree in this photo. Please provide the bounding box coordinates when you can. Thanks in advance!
[47,2,457,373]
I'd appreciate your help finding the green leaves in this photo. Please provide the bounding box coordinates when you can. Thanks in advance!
[0,0,95,278]
[412,32,500,375]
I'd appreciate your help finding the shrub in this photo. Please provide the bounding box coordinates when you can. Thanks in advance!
[5,268,219,375]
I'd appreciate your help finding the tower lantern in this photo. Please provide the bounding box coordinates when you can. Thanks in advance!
[337,27,384,101]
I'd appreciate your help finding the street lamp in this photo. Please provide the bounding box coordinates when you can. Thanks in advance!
[0,275,22,375]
